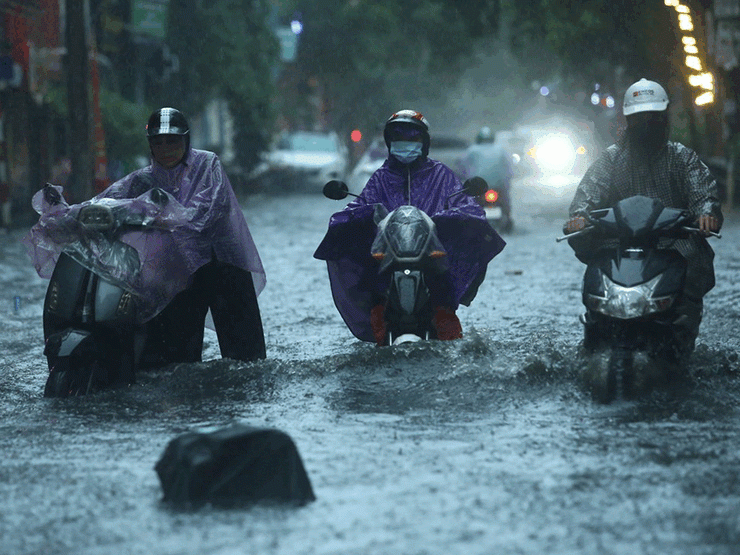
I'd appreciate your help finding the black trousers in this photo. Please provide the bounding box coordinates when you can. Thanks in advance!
[141,261,266,366]
[672,294,703,356]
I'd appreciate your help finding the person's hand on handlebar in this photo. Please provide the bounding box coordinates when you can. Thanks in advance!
[564,216,587,234]
[698,214,719,235]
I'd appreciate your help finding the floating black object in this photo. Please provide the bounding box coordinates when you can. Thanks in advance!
[155,424,315,507]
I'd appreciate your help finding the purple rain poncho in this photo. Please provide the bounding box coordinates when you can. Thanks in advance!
[24,148,265,323]
[314,156,506,342]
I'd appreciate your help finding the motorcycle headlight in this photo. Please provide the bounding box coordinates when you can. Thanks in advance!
[78,204,115,231]
[586,274,675,319]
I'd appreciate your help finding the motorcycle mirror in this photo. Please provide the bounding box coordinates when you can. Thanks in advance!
[462,176,488,197]
[323,180,350,200]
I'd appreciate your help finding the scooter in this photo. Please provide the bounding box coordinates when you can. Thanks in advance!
[558,195,720,402]
[475,180,513,233]
[323,177,487,345]
[42,193,168,397]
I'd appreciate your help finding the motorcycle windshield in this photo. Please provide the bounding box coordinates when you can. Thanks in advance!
[372,206,444,272]
[599,196,687,240]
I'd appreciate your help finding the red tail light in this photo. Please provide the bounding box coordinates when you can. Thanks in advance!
[485,189,498,203]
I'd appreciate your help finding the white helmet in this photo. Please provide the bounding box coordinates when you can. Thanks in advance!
[622,78,669,116]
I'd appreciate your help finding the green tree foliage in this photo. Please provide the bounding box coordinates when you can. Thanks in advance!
[282,0,500,140]
[42,81,151,173]
[166,0,278,171]
[99,89,153,173]
[505,0,678,92]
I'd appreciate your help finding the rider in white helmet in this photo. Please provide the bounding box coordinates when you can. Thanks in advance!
[564,78,722,356]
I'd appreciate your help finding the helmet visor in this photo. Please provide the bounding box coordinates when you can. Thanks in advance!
[387,124,424,142]
[147,124,188,136]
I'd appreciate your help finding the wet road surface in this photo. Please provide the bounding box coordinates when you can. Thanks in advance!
[1,175,740,555]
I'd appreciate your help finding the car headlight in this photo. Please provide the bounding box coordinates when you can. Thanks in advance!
[585,274,675,319]
[532,133,576,173]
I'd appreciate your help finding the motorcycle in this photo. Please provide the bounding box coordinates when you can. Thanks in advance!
[39,186,182,397]
[558,195,720,403]
[322,177,487,345]
[475,180,512,233]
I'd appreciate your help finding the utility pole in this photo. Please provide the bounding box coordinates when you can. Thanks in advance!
[65,0,93,201]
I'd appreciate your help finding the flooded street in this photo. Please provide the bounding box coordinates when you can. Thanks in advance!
[2,176,740,555]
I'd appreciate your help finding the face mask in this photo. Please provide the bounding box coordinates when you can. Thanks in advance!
[627,114,668,157]
[390,141,423,164]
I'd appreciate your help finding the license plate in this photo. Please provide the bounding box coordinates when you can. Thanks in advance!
[485,206,503,219]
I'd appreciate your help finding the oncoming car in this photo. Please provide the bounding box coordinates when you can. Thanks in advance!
[512,117,599,184]
[252,131,349,193]
[526,130,592,176]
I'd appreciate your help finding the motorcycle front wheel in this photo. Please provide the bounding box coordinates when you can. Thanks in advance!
[44,357,95,398]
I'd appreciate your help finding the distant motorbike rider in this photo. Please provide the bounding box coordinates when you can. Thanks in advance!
[27,107,267,364]
[565,78,722,354]
[314,109,506,346]
[457,125,514,231]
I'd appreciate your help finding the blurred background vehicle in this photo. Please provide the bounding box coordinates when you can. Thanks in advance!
[251,131,349,193]
[427,135,471,169]
[347,134,471,194]
[513,116,600,182]
[347,136,387,193]
[455,128,514,232]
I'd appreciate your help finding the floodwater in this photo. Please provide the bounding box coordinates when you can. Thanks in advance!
[1,175,740,555]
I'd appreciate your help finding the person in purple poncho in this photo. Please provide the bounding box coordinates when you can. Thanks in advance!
[26,107,267,365]
[314,110,506,346]
[132,107,266,364]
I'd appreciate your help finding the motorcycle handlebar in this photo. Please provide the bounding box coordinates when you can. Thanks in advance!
[556,227,593,242]
[556,224,721,242]
[681,226,722,238]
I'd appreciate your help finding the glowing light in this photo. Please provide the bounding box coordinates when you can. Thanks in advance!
[679,14,694,31]
[534,133,576,174]
[605,95,615,108]
[684,45,698,54]
[688,72,714,90]
[576,146,587,155]
[685,55,702,71]
[675,4,690,13]
[350,129,362,142]
[664,0,678,5]
[695,91,714,106]
[540,86,550,96]
[590,92,600,105]
[485,189,499,203]
[291,20,303,34]
[682,36,696,45]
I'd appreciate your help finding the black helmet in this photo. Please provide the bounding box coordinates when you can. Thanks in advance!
[383,109,430,157]
[146,107,189,137]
